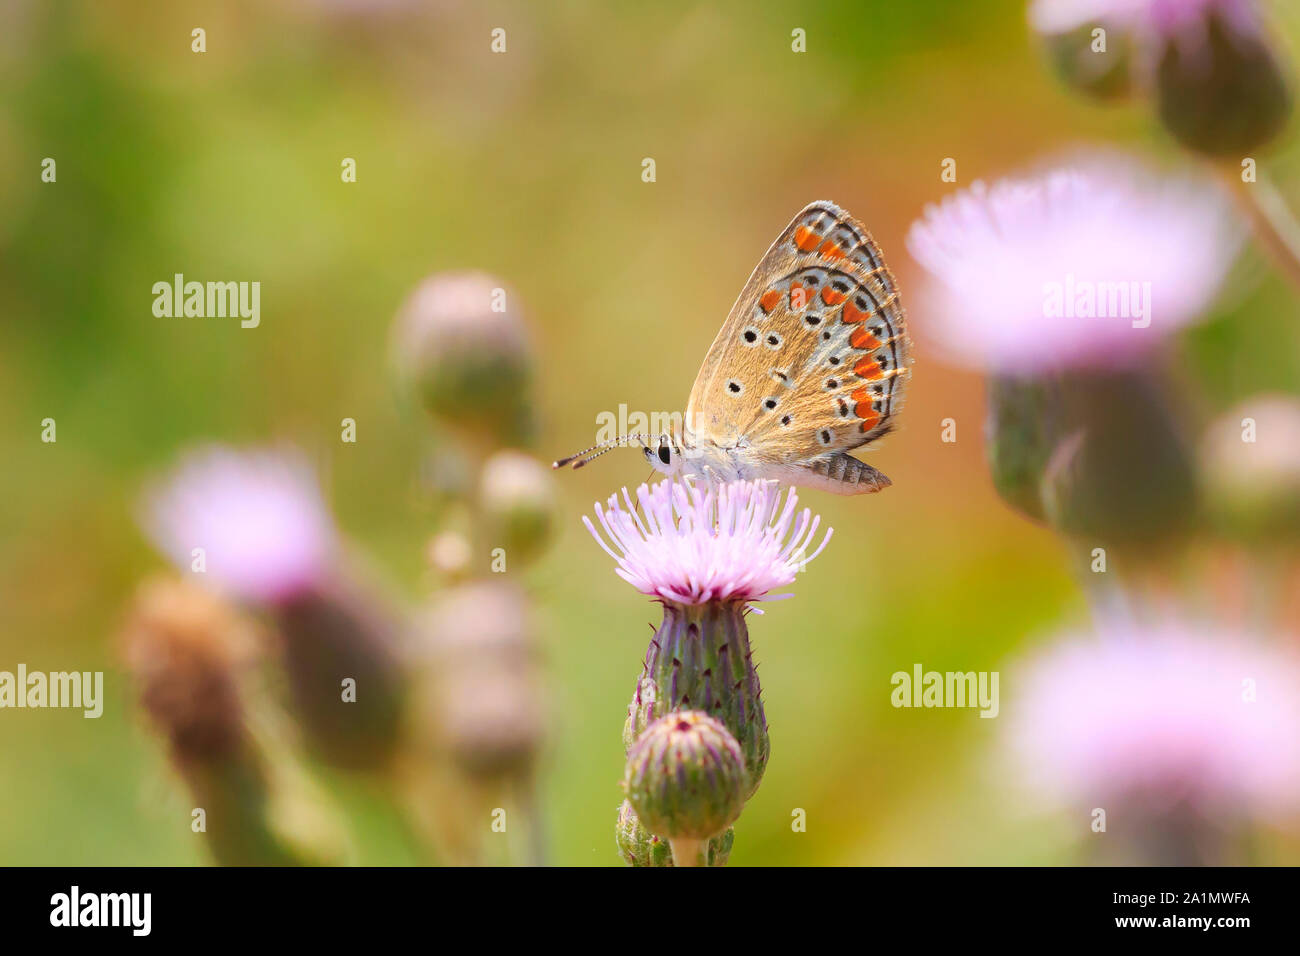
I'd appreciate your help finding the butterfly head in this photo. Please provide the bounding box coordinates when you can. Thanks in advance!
[643,433,685,477]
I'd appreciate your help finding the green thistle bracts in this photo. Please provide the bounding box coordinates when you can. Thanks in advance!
[636,601,769,797]
[616,800,733,867]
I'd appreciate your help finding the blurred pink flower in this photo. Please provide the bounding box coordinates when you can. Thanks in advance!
[1009,624,1300,821]
[906,152,1240,373]
[583,479,831,606]
[144,446,336,605]
[1030,0,1260,36]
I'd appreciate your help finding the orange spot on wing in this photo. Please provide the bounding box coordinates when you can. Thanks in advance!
[759,290,782,313]
[854,356,883,380]
[794,226,822,252]
[820,287,847,306]
[819,239,847,260]
[841,301,868,324]
[850,326,881,350]
[790,283,811,310]
[858,410,881,433]
[851,386,870,402]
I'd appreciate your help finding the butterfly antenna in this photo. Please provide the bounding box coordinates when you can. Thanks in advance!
[553,434,649,470]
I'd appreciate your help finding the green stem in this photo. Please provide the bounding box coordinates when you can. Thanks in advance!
[1219,164,1300,295]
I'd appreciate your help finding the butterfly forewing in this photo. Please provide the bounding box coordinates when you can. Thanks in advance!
[686,201,909,465]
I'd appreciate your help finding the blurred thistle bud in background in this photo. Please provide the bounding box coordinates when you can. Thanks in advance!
[1037,369,1198,548]
[908,152,1240,542]
[479,449,557,569]
[416,579,543,782]
[1006,623,1300,864]
[392,271,536,451]
[143,445,409,773]
[1154,0,1291,157]
[1037,17,1138,100]
[120,577,337,866]
[1200,395,1300,547]
[426,529,473,582]
[622,711,748,867]
[1030,0,1292,156]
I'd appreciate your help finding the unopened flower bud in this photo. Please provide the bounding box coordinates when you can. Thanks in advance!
[1156,6,1291,158]
[480,450,556,567]
[121,577,337,865]
[1039,370,1196,547]
[273,573,409,772]
[1200,395,1300,546]
[1041,21,1136,101]
[622,711,747,866]
[121,576,254,764]
[392,271,536,448]
[427,530,473,581]
[418,580,544,780]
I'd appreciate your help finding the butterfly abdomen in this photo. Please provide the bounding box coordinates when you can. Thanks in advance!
[796,452,891,495]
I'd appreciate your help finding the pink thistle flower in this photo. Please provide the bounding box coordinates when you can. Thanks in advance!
[583,479,831,607]
[1009,623,1300,823]
[143,446,337,605]
[1030,0,1260,37]
[906,151,1240,373]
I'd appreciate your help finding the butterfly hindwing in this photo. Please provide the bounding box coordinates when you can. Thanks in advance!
[686,201,909,465]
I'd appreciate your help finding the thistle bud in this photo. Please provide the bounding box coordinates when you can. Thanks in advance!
[1155,5,1291,158]
[615,799,734,868]
[622,711,747,866]
[121,576,254,765]
[480,450,556,567]
[427,530,473,582]
[392,271,536,449]
[121,577,335,865]
[1199,395,1300,546]
[1040,21,1136,101]
[1038,370,1197,548]
[273,573,409,772]
[417,580,544,781]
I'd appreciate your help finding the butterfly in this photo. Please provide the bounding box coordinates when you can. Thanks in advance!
[555,201,910,494]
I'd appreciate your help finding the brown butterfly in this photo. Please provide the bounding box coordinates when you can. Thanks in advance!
[556,201,910,494]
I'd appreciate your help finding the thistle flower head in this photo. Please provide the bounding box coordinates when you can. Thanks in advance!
[907,152,1240,373]
[1009,623,1300,821]
[143,446,336,605]
[583,478,831,606]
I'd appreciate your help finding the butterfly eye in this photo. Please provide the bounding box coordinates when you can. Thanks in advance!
[727,379,743,394]
[780,414,792,426]
[804,314,822,328]
[658,445,672,465]
[762,397,778,411]
[742,329,759,346]
[818,429,832,446]
[765,333,783,349]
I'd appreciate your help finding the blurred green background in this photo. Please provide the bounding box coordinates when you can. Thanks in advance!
[3,0,1300,865]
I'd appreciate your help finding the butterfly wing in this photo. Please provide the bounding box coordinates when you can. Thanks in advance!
[686,201,909,467]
